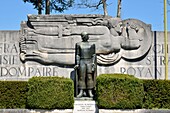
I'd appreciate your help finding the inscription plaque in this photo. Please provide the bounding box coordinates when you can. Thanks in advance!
[73,100,97,113]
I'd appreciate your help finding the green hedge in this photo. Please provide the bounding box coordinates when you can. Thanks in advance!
[143,80,170,109]
[27,77,74,109]
[0,81,27,108]
[96,74,144,109]
[2,76,170,110]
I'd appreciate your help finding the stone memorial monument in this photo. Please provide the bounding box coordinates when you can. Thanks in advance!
[0,14,169,81]
[0,14,170,113]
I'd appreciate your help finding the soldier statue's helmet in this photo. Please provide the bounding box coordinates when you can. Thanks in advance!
[81,31,89,41]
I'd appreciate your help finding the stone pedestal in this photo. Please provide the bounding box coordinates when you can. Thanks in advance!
[73,98,98,113]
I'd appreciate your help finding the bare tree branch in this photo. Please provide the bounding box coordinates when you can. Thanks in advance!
[76,0,103,9]
[101,0,108,16]
[117,0,122,18]
[76,0,108,16]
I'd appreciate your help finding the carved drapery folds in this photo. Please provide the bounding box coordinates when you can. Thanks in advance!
[19,15,152,65]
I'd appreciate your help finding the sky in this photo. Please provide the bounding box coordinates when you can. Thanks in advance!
[0,0,169,31]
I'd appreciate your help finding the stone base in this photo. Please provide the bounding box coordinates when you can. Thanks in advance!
[74,97,93,101]
[73,100,98,113]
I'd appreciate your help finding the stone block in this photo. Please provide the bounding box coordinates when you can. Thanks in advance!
[73,100,98,113]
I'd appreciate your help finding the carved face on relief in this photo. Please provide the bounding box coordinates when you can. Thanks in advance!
[96,18,152,65]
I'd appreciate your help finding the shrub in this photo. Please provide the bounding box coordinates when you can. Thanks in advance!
[143,80,170,109]
[0,81,27,108]
[96,74,144,109]
[27,77,74,109]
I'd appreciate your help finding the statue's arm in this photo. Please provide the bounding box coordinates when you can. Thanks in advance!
[92,44,96,64]
[75,43,80,69]
[92,44,96,71]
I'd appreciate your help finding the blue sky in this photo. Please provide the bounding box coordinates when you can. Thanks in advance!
[0,0,169,31]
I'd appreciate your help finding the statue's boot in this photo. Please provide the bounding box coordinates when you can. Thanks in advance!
[88,90,94,98]
[77,89,84,98]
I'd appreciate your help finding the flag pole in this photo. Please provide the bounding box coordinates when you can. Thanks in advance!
[164,0,168,80]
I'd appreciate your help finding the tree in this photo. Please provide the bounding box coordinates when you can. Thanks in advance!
[77,0,108,17]
[38,0,42,14]
[23,0,74,14]
[117,0,122,18]
[77,0,122,18]
[46,0,50,14]
[102,0,108,16]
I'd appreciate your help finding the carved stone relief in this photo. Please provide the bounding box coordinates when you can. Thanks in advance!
[20,15,152,66]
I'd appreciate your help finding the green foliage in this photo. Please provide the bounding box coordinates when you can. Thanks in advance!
[96,74,144,109]
[51,0,74,12]
[0,81,28,108]
[23,0,74,13]
[2,75,170,110]
[143,80,170,109]
[27,77,74,109]
[23,0,40,9]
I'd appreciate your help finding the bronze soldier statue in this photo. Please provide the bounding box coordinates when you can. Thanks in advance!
[74,32,97,98]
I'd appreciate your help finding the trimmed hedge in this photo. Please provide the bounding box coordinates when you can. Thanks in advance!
[27,77,74,109]
[143,80,170,109]
[2,76,170,110]
[96,74,144,109]
[0,81,27,108]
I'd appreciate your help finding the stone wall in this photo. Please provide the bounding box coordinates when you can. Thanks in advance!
[0,15,169,80]
[110,31,170,79]
[0,31,24,80]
